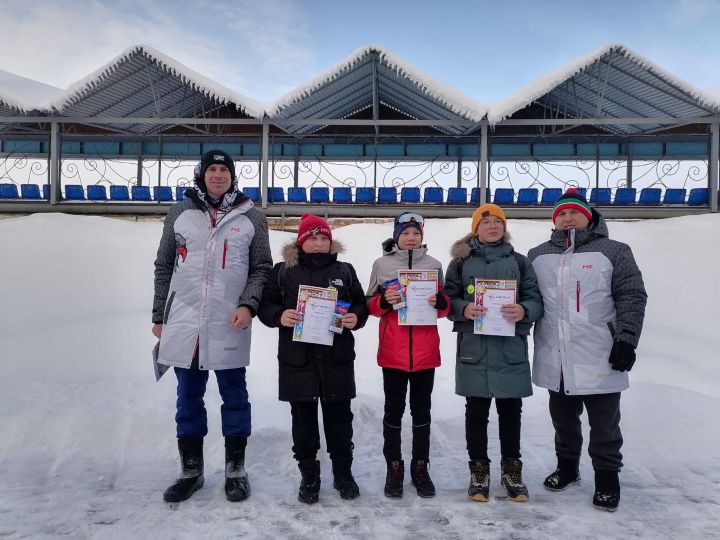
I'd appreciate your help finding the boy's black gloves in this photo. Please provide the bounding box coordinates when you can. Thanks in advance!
[609,339,636,372]
[434,293,449,311]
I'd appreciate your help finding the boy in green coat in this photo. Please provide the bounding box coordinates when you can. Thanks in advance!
[445,204,543,502]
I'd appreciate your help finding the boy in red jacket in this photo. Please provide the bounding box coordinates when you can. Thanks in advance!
[366,212,451,498]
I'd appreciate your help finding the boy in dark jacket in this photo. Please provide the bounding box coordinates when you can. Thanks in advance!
[445,204,543,503]
[258,213,369,504]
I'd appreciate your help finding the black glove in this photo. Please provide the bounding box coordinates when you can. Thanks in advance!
[434,293,449,311]
[609,339,636,372]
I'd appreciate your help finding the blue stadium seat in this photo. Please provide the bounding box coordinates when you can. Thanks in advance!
[400,187,420,203]
[333,187,353,203]
[663,188,686,205]
[447,187,467,204]
[131,186,151,201]
[20,184,41,199]
[493,188,515,205]
[310,187,330,203]
[87,185,107,201]
[638,188,661,205]
[540,188,562,205]
[378,187,397,203]
[355,187,375,203]
[423,187,444,204]
[110,186,130,201]
[175,187,188,201]
[470,187,491,204]
[688,188,708,206]
[65,184,85,200]
[287,187,307,203]
[43,185,51,199]
[517,188,538,205]
[575,187,587,200]
[589,188,611,205]
[268,187,285,203]
[0,183,19,199]
[613,188,636,205]
[154,186,173,202]
[243,187,260,202]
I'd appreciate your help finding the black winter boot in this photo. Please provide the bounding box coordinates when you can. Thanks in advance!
[224,436,250,502]
[384,460,404,498]
[500,458,529,502]
[297,459,321,504]
[163,438,204,503]
[543,456,581,492]
[593,469,620,512]
[410,459,436,498]
[468,459,490,502]
[332,458,360,500]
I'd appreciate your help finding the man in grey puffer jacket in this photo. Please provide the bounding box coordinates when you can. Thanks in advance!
[528,189,647,512]
[152,150,272,504]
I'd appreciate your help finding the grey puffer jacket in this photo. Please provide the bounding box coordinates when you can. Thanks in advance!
[528,210,647,395]
[152,189,273,370]
[445,234,544,399]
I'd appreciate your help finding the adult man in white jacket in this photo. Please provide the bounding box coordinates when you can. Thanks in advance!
[528,189,647,512]
[152,150,272,504]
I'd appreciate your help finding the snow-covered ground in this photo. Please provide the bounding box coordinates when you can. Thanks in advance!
[1,212,718,539]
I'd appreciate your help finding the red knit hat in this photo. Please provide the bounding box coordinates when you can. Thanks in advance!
[296,213,332,247]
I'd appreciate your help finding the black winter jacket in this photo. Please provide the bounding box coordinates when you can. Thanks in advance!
[258,241,369,402]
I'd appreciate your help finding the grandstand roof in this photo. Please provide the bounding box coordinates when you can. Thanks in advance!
[489,43,720,135]
[268,45,487,135]
[0,43,718,137]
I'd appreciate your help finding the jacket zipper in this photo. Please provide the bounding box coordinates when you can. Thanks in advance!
[408,249,414,372]
[576,280,580,312]
[222,239,228,269]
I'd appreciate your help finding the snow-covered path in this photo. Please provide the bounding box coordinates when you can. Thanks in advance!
[1,213,719,539]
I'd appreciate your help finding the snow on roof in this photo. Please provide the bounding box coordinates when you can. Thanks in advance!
[52,45,267,117]
[488,43,720,124]
[0,69,63,112]
[267,45,489,121]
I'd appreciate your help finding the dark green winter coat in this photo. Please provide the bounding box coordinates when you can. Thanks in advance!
[445,234,543,398]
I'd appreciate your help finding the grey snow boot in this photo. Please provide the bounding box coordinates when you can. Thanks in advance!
[224,436,250,502]
[298,459,321,504]
[468,459,490,502]
[593,469,620,512]
[163,438,205,503]
[543,456,581,492]
[500,458,529,502]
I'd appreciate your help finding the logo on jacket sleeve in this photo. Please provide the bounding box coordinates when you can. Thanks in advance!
[330,278,344,287]
[174,233,188,269]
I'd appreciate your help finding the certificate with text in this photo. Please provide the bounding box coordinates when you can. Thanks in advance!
[293,285,338,347]
[473,279,516,336]
[397,270,438,326]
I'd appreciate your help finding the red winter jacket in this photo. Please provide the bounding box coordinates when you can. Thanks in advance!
[367,245,450,372]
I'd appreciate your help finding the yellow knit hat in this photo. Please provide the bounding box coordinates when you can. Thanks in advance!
[471,203,507,234]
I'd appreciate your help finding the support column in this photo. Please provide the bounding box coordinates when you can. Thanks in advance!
[136,153,143,186]
[456,146,462,188]
[480,121,488,204]
[711,122,719,213]
[261,120,269,209]
[49,122,60,204]
[626,140,633,188]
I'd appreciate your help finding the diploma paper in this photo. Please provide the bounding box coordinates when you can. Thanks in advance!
[153,341,170,382]
[293,285,338,347]
[473,279,517,336]
[397,270,438,326]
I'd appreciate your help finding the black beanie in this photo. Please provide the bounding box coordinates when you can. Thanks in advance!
[196,150,236,188]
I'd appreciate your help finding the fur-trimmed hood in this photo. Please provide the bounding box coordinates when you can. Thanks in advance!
[281,239,346,267]
[450,232,511,260]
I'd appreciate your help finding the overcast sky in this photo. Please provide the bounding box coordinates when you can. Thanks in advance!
[1,0,719,103]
